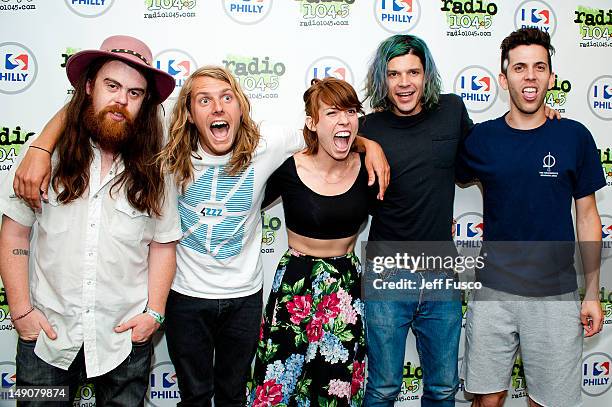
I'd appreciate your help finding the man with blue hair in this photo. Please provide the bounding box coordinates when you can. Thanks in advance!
[360,34,472,406]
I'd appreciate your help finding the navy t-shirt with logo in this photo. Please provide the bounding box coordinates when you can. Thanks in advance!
[457,115,605,295]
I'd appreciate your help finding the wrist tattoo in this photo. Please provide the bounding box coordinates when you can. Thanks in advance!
[12,249,30,256]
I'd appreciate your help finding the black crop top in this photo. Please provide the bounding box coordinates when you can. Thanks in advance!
[263,154,372,239]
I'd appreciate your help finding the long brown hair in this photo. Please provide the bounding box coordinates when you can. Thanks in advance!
[51,57,166,216]
[158,66,260,193]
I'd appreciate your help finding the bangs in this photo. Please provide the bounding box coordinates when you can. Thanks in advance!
[315,80,363,114]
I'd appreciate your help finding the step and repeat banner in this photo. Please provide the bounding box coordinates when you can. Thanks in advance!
[0,0,611,406]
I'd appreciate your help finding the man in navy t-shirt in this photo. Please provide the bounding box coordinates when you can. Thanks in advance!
[457,28,605,407]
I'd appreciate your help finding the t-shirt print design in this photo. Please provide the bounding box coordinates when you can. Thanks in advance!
[179,165,255,260]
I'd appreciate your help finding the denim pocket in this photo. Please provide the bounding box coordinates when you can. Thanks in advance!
[131,340,152,348]
[18,337,38,345]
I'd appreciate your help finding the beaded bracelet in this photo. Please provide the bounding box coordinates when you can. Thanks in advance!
[11,306,35,323]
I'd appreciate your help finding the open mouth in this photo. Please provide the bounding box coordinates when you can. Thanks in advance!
[396,90,416,100]
[108,111,126,121]
[522,87,537,102]
[210,120,229,141]
[333,130,351,150]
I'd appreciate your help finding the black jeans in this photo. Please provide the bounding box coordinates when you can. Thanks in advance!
[165,289,262,407]
[16,338,152,406]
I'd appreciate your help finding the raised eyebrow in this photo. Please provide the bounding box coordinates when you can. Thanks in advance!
[194,88,235,98]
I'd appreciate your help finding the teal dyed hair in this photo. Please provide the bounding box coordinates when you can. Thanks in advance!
[365,34,442,111]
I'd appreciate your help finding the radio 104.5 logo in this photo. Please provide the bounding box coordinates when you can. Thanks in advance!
[295,0,355,28]
[222,55,285,101]
[441,0,497,37]
[574,6,612,48]
[545,74,571,113]
[396,360,422,403]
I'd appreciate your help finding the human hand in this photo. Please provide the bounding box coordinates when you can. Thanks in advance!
[13,147,52,210]
[13,308,57,341]
[364,139,390,200]
[114,313,160,343]
[581,299,604,337]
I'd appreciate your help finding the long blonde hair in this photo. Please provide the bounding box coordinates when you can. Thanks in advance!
[158,66,260,192]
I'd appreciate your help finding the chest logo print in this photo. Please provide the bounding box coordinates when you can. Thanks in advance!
[539,152,558,178]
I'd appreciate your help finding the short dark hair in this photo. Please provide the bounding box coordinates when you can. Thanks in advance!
[500,28,554,74]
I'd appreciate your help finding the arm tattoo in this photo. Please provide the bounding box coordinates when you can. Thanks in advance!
[12,249,30,256]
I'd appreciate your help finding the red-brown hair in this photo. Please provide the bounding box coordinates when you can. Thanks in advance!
[302,77,363,155]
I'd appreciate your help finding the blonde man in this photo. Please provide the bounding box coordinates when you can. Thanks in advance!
[159,66,291,406]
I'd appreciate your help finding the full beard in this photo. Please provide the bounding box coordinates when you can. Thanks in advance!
[83,102,136,153]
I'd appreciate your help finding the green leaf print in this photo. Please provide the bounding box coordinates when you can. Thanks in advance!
[278,253,291,266]
[261,342,279,363]
[325,281,340,295]
[333,318,347,333]
[312,260,339,277]
[293,278,305,294]
[280,294,294,303]
[294,331,308,347]
[296,378,312,396]
[341,272,354,288]
[281,282,293,294]
[336,329,355,342]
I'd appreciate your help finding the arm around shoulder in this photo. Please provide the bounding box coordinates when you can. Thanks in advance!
[13,106,67,210]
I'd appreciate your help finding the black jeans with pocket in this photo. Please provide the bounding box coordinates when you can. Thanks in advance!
[165,289,262,407]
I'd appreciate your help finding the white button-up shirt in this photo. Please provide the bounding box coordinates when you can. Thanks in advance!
[0,146,181,377]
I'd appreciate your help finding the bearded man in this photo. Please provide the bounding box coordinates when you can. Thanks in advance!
[0,35,181,406]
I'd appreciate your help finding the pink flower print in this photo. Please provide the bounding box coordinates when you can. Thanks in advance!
[351,361,366,395]
[315,293,340,324]
[253,379,283,407]
[306,318,324,342]
[328,379,351,399]
[337,288,357,325]
[286,294,312,325]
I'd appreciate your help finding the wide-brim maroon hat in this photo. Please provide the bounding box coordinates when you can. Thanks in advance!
[65,35,175,103]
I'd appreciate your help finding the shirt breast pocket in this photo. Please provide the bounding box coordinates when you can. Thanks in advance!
[432,137,459,169]
[38,189,70,234]
[111,198,150,243]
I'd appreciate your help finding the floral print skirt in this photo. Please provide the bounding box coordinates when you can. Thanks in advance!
[247,249,366,407]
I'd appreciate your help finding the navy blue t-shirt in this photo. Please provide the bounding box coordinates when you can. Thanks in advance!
[457,116,605,295]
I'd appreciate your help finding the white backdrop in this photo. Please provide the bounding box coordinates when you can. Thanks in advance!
[0,0,611,406]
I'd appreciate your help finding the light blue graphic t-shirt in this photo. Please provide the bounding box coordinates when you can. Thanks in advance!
[172,122,304,299]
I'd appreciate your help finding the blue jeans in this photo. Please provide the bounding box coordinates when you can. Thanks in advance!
[165,289,262,407]
[16,338,152,407]
[363,267,462,407]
